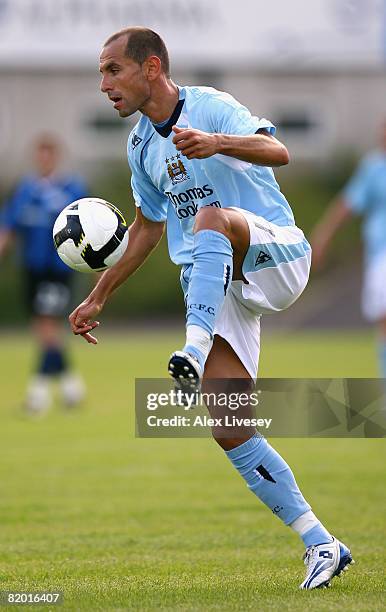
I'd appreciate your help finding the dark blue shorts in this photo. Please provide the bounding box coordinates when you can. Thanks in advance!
[25,271,73,317]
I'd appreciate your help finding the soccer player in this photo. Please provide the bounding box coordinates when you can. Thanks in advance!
[0,134,87,413]
[312,121,386,378]
[69,27,353,588]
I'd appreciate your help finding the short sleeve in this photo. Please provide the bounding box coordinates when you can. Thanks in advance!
[343,158,373,215]
[207,92,276,137]
[130,164,168,223]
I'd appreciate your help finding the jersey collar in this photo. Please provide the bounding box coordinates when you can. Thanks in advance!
[152,91,185,138]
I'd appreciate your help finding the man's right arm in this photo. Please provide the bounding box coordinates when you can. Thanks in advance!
[311,155,374,269]
[310,198,353,270]
[69,206,164,343]
[0,229,15,259]
[0,183,23,258]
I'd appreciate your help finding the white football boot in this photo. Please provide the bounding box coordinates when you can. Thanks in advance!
[300,536,354,589]
[25,375,51,415]
[168,351,203,405]
[60,372,86,407]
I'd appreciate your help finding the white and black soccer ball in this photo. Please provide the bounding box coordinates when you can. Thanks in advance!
[53,198,128,273]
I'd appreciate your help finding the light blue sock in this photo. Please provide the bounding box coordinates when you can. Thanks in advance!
[302,523,333,548]
[290,509,333,547]
[183,229,233,369]
[379,341,386,379]
[225,434,311,526]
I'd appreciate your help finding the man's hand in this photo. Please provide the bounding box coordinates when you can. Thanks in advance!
[67,208,164,345]
[172,126,219,159]
[173,126,289,166]
[69,297,103,344]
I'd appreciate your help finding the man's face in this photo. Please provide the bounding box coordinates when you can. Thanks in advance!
[35,143,59,177]
[99,37,150,118]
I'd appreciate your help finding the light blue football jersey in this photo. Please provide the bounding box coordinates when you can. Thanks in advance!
[344,150,386,265]
[127,85,295,265]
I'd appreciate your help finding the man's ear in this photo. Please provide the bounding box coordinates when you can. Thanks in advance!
[143,55,162,81]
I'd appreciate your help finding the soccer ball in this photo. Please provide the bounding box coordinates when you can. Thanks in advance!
[53,198,128,273]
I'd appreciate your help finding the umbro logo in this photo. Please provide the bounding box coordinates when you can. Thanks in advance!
[131,133,142,149]
[255,250,272,266]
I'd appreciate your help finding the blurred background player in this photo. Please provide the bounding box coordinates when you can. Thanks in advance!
[0,134,87,414]
[311,121,386,379]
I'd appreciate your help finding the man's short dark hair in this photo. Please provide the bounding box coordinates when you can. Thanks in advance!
[104,27,170,77]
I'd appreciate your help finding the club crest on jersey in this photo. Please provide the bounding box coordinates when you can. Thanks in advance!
[165,153,189,185]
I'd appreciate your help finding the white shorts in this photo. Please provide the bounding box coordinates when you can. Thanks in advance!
[181,209,311,379]
[362,251,386,322]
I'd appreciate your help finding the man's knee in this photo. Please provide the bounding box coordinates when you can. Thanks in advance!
[212,432,255,451]
[194,206,231,236]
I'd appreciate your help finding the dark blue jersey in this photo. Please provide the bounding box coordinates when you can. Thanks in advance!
[1,173,87,273]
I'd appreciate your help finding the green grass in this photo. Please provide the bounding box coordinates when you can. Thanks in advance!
[0,329,385,611]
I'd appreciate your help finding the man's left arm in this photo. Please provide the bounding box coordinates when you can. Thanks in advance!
[172,126,289,167]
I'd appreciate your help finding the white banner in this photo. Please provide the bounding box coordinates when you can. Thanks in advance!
[0,0,384,69]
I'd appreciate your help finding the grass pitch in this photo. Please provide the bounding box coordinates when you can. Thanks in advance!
[0,328,385,611]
